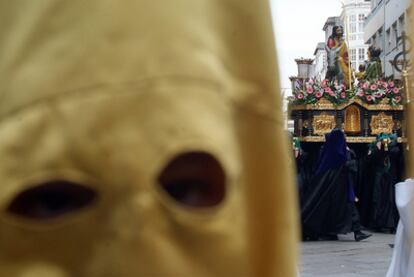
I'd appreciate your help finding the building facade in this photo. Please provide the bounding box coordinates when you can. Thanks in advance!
[364,0,411,79]
[340,0,372,71]
[312,1,371,80]
[313,42,327,81]
[312,17,341,81]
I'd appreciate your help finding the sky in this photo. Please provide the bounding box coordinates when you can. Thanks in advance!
[270,0,343,95]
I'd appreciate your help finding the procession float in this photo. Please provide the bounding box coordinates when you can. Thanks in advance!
[289,25,411,229]
[288,27,408,146]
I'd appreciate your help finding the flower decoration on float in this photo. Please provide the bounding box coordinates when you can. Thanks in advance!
[290,78,354,106]
[289,78,403,106]
[355,79,403,106]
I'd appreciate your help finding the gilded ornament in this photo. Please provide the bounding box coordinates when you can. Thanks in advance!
[370,112,394,135]
[312,113,336,135]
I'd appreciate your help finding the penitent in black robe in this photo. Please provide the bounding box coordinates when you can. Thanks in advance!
[295,151,314,206]
[362,143,401,230]
[301,129,363,239]
[301,164,354,237]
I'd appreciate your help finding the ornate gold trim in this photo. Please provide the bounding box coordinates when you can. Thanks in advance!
[295,136,407,143]
[344,105,361,133]
[289,98,404,111]
[370,112,394,135]
[312,113,336,135]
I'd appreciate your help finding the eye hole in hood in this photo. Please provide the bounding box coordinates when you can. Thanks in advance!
[6,181,97,220]
[158,152,226,208]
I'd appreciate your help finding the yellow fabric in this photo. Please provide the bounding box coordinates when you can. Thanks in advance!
[336,41,351,88]
[0,1,299,277]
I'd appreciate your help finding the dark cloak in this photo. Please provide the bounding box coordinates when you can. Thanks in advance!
[301,130,355,237]
[361,141,401,230]
[295,151,313,206]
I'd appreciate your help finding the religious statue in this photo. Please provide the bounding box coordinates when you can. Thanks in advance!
[355,64,366,82]
[365,46,383,80]
[325,26,351,88]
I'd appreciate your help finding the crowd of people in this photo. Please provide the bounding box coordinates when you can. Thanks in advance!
[293,129,403,242]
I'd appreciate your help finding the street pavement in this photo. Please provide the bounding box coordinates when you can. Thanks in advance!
[299,232,395,277]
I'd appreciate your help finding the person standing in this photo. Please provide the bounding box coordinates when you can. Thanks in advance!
[301,129,371,241]
[363,134,401,232]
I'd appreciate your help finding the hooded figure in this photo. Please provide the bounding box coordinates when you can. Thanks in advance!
[0,1,299,277]
[361,134,401,231]
[301,129,370,241]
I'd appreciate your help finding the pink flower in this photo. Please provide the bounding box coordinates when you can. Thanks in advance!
[382,82,388,89]
[357,89,365,97]
[395,96,402,103]
[315,92,323,98]
[362,82,370,89]
[340,92,346,98]
[308,79,314,85]
[321,80,327,88]
[366,95,373,102]
[393,88,400,94]
[389,81,395,88]
[374,92,383,98]
[297,93,304,99]
[376,80,382,85]
[370,84,378,90]
[306,86,314,94]
[324,87,333,93]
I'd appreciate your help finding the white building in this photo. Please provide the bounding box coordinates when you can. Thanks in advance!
[313,42,327,81]
[312,17,341,80]
[364,0,411,79]
[340,0,372,71]
[313,1,371,80]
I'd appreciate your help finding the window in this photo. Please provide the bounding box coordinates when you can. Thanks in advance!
[349,14,356,22]
[350,34,356,40]
[358,48,365,61]
[358,14,365,21]
[350,23,357,33]
[359,22,364,32]
[350,48,357,63]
